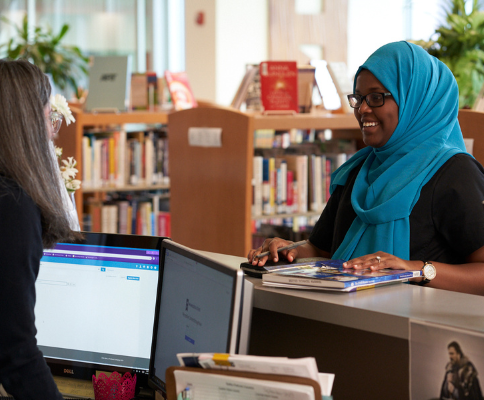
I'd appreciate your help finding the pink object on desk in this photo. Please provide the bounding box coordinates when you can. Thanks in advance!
[92,371,136,400]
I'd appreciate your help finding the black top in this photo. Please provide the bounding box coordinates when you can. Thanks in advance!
[309,154,484,263]
[0,176,63,399]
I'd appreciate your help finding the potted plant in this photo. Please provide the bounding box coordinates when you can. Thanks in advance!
[0,15,89,99]
[411,0,484,108]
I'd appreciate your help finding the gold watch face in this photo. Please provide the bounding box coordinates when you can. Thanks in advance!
[423,263,437,280]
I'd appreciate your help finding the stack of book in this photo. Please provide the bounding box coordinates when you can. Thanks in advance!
[255,259,422,292]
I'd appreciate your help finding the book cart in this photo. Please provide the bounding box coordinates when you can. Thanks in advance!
[168,105,360,257]
[55,107,171,229]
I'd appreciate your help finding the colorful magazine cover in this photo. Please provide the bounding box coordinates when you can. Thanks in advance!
[262,259,422,289]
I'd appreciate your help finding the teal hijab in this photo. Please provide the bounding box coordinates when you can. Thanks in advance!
[331,41,468,261]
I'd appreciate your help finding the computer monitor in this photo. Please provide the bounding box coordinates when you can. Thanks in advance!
[34,232,166,391]
[148,240,253,396]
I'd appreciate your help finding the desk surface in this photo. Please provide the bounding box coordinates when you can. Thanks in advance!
[198,250,484,340]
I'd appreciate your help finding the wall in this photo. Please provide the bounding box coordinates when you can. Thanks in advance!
[185,0,268,106]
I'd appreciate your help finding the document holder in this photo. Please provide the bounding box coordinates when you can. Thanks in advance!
[165,366,322,400]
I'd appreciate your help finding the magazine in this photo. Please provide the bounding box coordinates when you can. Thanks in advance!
[262,259,422,290]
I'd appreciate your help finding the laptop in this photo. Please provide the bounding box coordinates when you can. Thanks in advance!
[84,55,132,112]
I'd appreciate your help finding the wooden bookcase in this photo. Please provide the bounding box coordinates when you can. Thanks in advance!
[54,107,170,227]
[168,106,360,257]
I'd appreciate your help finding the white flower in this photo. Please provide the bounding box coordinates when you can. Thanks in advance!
[55,146,63,158]
[66,179,81,192]
[50,94,76,126]
[60,157,78,180]
[56,148,81,194]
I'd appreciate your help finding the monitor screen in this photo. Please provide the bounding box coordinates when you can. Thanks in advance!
[148,240,252,396]
[34,232,165,390]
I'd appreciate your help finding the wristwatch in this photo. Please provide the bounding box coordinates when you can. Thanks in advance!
[420,261,437,285]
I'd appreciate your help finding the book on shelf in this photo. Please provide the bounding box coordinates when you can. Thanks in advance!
[82,129,169,190]
[231,64,259,110]
[285,154,308,214]
[326,61,353,114]
[260,61,299,113]
[234,64,316,113]
[252,156,264,216]
[84,192,170,236]
[130,71,158,111]
[164,70,197,111]
[252,150,354,220]
[101,203,118,233]
[297,65,316,113]
[261,259,423,291]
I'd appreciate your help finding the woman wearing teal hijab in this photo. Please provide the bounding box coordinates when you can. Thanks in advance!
[248,41,484,295]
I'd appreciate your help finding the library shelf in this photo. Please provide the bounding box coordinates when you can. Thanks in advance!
[82,183,170,194]
[55,107,171,228]
[168,105,361,257]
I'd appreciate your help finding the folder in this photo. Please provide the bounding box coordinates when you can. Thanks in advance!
[165,366,322,400]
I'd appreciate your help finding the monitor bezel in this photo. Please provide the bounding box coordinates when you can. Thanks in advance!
[39,231,167,391]
[147,240,247,396]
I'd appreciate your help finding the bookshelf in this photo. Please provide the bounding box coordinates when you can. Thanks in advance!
[55,107,171,229]
[168,106,360,257]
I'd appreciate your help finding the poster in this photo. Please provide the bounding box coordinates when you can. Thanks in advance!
[410,320,484,400]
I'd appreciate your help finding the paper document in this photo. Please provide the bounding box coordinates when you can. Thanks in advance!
[174,369,316,400]
[177,353,319,381]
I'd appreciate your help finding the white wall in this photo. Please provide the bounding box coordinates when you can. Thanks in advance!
[185,0,217,102]
[185,0,268,105]
[215,0,268,106]
[347,0,446,81]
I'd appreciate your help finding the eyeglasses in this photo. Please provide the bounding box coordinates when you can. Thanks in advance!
[50,111,63,135]
[347,92,392,108]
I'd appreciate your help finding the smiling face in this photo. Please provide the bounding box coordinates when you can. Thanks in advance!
[354,70,399,148]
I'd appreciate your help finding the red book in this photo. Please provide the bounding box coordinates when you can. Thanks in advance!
[158,212,171,237]
[286,170,294,213]
[259,61,298,113]
[164,71,198,111]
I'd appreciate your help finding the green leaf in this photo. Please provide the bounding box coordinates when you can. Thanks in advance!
[0,15,89,95]
[415,0,484,108]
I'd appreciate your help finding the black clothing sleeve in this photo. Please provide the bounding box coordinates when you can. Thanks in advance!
[0,180,63,399]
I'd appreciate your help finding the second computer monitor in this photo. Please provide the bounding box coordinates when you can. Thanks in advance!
[148,240,253,396]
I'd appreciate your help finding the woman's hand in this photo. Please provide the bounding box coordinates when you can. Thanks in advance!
[247,237,297,266]
[343,251,423,271]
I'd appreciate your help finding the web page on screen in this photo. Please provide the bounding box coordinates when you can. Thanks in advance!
[35,243,159,370]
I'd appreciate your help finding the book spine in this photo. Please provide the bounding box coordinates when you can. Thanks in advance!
[108,136,116,186]
[286,170,294,213]
[268,157,276,215]
[262,158,271,215]
[82,136,92,188]
[118,130,127,187]
[158,211,171,237]
[253,156,263,216]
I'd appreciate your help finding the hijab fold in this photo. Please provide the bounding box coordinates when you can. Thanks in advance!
[331,41,468,261]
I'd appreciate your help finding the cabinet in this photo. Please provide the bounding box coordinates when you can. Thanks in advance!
[55,107,170,229]
[168,106,360,257]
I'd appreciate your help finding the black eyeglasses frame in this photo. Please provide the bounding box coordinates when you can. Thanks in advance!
[347,92,392,109]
